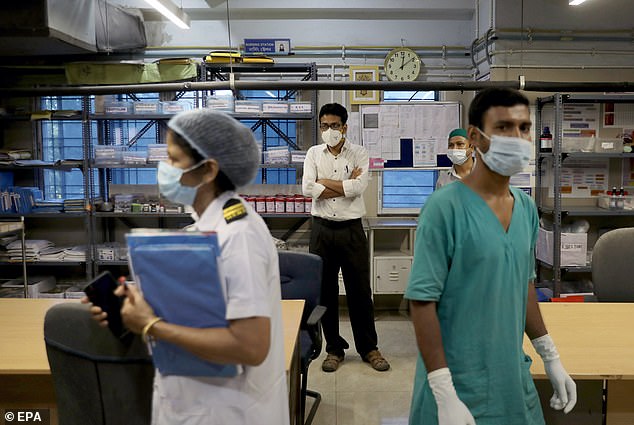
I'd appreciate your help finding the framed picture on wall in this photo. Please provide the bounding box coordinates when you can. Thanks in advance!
[349,66,380,105]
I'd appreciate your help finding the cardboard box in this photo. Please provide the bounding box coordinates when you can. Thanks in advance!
[536,228,588,267]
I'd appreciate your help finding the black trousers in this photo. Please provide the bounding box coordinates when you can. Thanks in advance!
[309,217,378,358]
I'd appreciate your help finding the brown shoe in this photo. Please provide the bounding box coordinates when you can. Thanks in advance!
[364,350,390,371]
[322,353,344,372]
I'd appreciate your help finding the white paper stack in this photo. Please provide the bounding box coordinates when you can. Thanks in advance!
[6,239,54,262]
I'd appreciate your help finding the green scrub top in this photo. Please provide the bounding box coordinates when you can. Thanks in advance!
[405,182,544,425]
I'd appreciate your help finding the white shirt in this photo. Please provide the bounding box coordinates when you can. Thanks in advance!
[302,139,369,221]
[152,191,289,425]
[435,159,477,189]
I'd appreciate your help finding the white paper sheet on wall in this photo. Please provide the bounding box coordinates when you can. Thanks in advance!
[360,102,460,164]
[347,111,360,145]
[413,138,437,167]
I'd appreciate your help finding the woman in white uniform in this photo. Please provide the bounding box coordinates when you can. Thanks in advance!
[86,109,289,425]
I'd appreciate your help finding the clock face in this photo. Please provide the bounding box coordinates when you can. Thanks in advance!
[384,48,421,82]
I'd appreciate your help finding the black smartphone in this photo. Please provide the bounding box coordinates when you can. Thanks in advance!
[84,271,127,339]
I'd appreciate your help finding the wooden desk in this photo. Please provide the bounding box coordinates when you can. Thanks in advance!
[282,299,304,425]
[0,298,304,425]
[523,303,634,425]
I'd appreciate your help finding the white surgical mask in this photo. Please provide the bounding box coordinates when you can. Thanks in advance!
[447,148,469,165]
[158,161,206,206]
[321,128,343,147]
[476,128,532,176]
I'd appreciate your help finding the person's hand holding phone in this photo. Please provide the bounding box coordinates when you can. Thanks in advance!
[118,284,159,335]
[80,296,109,328]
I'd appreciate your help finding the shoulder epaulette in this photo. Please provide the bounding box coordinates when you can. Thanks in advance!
[223,198,248,224]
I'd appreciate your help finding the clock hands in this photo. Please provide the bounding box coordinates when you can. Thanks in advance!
[401,57,418,69]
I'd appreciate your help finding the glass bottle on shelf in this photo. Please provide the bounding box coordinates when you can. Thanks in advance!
[540,126,553,152]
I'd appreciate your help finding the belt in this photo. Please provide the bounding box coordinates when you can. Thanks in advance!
[313,216,361,229]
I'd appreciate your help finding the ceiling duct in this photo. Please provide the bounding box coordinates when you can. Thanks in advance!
[0,0,146,57]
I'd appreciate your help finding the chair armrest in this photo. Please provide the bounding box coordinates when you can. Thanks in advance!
[306,305,327,327]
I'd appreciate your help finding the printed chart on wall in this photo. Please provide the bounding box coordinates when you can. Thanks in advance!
[542,103,599,151]
[359,102,460,168]
[542,158,608,197]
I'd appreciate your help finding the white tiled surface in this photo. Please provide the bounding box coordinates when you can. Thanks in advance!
[306,312,418,425]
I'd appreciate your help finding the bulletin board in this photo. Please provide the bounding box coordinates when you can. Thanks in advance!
[359,102,461,168]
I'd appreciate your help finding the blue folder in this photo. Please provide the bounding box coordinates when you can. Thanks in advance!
[126,230,239,378]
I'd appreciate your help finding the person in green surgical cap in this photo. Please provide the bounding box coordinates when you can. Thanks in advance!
[435,128,476,189]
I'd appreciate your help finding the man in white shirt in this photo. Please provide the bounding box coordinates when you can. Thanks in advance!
[435,128,476,189]
[302,103,389,373]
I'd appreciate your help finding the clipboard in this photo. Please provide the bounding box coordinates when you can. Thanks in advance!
[126,229,240,377]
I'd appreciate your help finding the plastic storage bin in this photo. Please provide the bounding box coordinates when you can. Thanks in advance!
[289,102,313,114]
[104,101,132,114]
[133,102,159,114]
[262,101,289,114]
[94,145,125,165]
[160,101,192,114]
[234,100,262,114]
[536,228,588,267]
[562,137,595,153]
[594,138,622,153]
[206,94,234,112]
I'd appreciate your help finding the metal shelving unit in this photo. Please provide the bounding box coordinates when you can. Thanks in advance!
[0,217,27,297]
[202,62,318,184]
[535,93,634,296]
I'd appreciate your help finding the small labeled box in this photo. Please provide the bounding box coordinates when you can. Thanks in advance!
[160,101,192,114]
[263,147,289,164]
[94,145,125,165]
[234,100,262,114]
[595,138,622,153]
[536,228,588,267]
[206,95,234,112]
[147,144,168,162]
[262,101,289,114]
[104,101,132,114]
[289,102,313,114]
[562,137,595,153]
[133,102,160,114]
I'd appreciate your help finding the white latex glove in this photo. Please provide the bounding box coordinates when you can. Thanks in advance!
[428,368,476,425]
[531,334,577,413]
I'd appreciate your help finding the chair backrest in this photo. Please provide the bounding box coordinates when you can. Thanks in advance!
[278,251,323,355]
[44,303,154,425]
[278,251,323,320]
[592,227,634,302]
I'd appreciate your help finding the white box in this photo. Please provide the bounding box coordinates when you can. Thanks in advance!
[536,228,588,267]
[234,100,262,114]
[289,102,312,114]
[262,102,289,114]
[133,102,159,114]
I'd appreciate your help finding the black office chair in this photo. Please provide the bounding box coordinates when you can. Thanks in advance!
[592,227,634,302]
[44,303,154,425]
[278,250,326,425]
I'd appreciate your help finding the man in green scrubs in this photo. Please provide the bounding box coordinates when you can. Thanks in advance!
[405,88,577,425]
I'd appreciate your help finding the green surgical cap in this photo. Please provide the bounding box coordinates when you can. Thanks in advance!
[448,128,468,139]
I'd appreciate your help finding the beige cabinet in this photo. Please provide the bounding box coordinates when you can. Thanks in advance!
[366,218,418,295]
[374,256,413,293]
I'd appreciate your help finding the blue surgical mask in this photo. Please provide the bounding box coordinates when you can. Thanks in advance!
[476,129,532,176]
[158,161,206,205]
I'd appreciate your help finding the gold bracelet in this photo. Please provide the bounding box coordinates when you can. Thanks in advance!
[141,317,163,343]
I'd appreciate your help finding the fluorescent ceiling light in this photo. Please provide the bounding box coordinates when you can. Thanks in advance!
[144,0,191,29]
[569,0,588,5]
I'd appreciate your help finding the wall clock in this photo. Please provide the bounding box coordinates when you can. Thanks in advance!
[384,48,421,82]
